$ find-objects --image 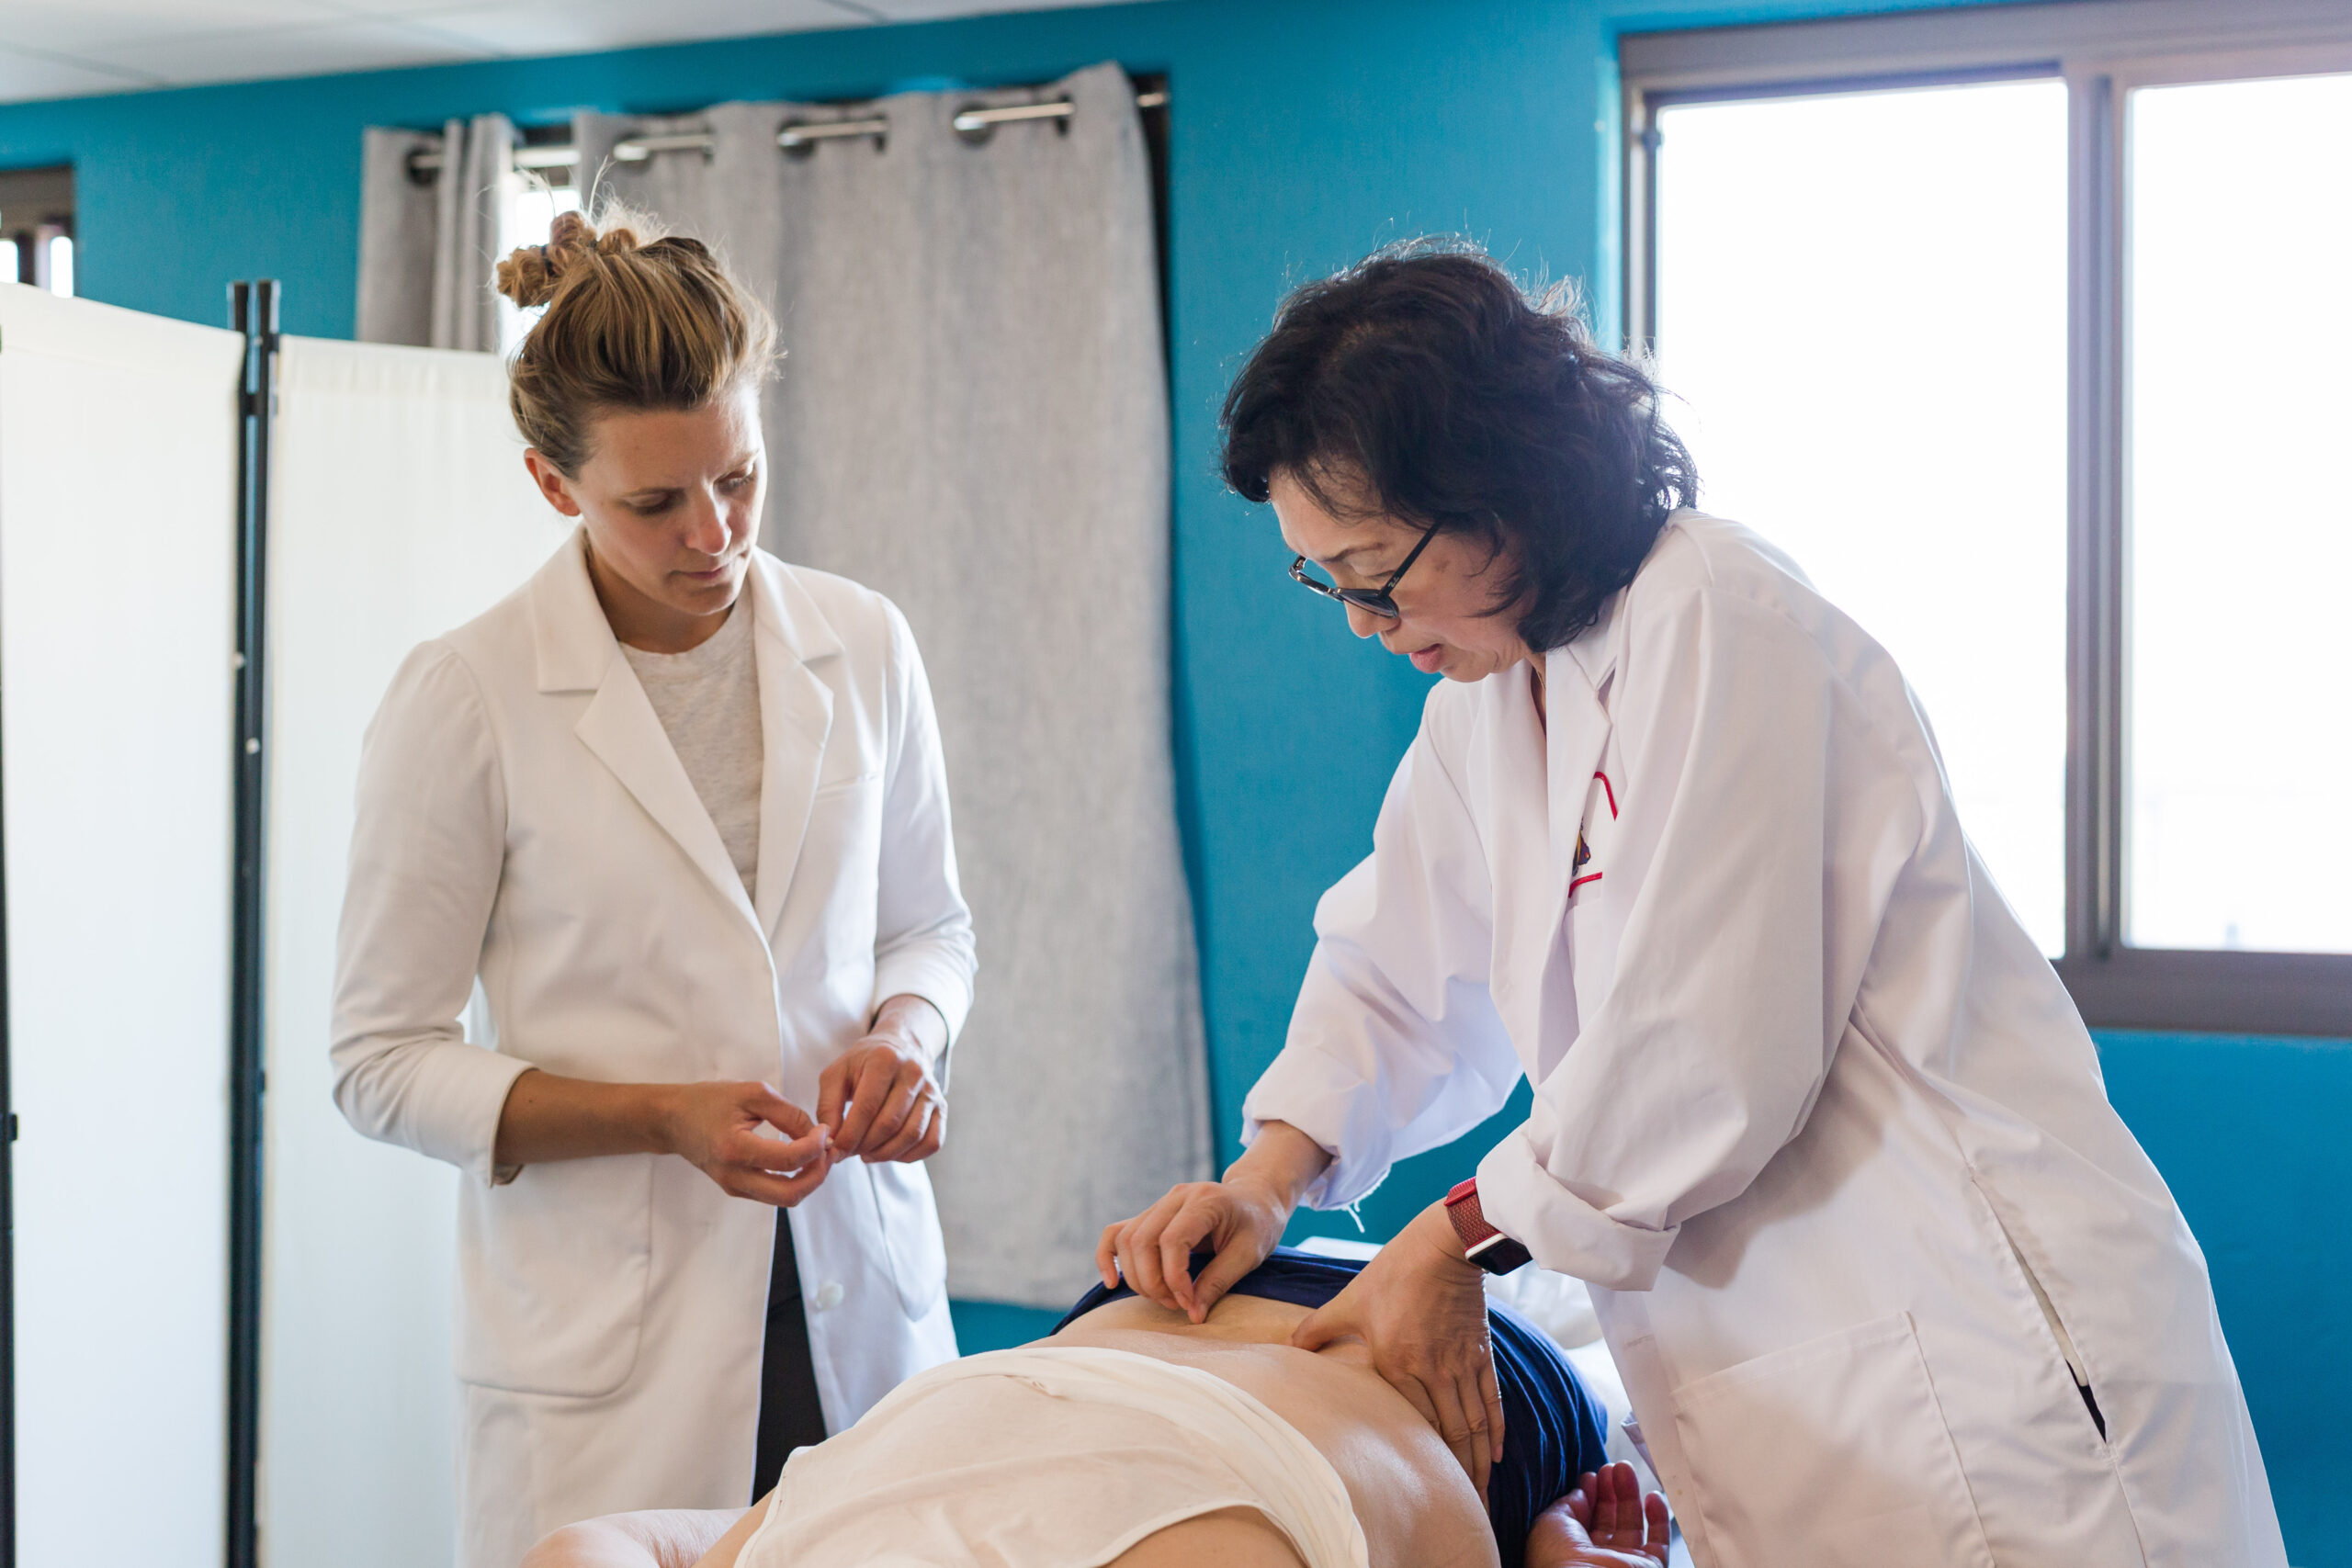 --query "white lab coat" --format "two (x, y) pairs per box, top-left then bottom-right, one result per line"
(1246, 513), (2284, 1568)
(332, 530), (975, 1568)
